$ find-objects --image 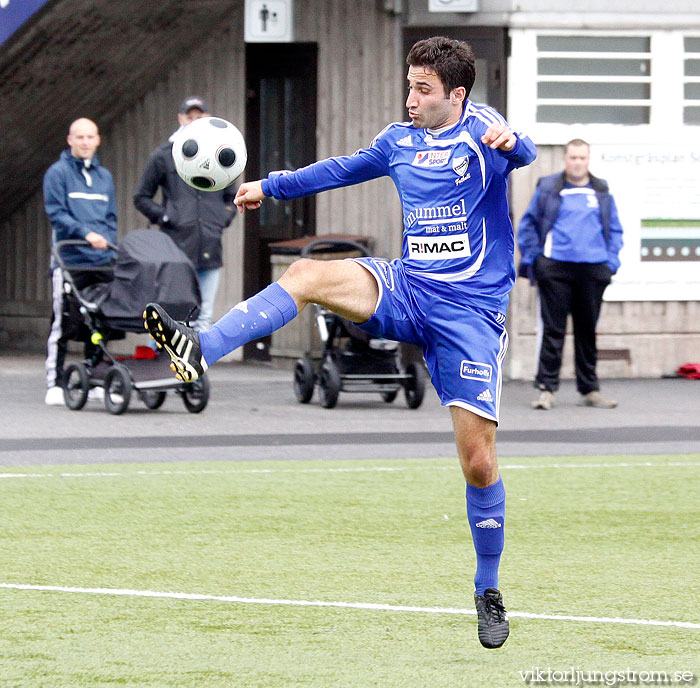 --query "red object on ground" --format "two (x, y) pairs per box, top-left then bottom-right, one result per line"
(676, 363), (700, 379)
(133, 346), (158, 360)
